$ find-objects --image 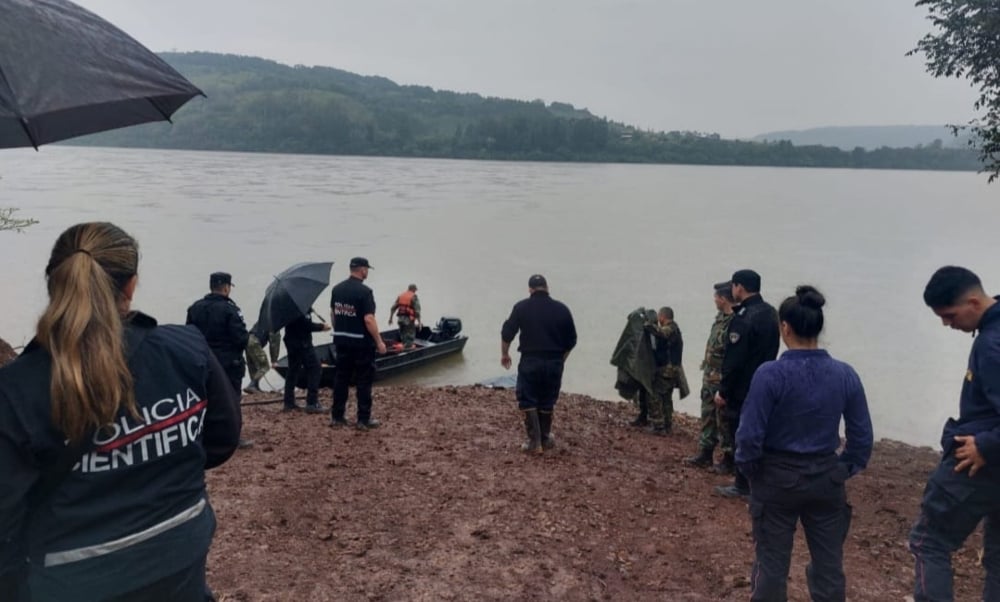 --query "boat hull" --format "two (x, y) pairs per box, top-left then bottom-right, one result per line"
(275, 326), (467, 388)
